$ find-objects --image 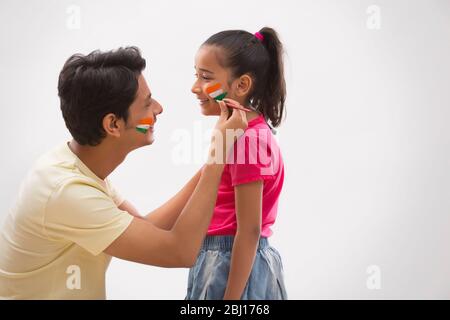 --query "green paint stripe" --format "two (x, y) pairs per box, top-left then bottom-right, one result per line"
(213, 92), (227, 101)
(136, 127), (148, 134)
